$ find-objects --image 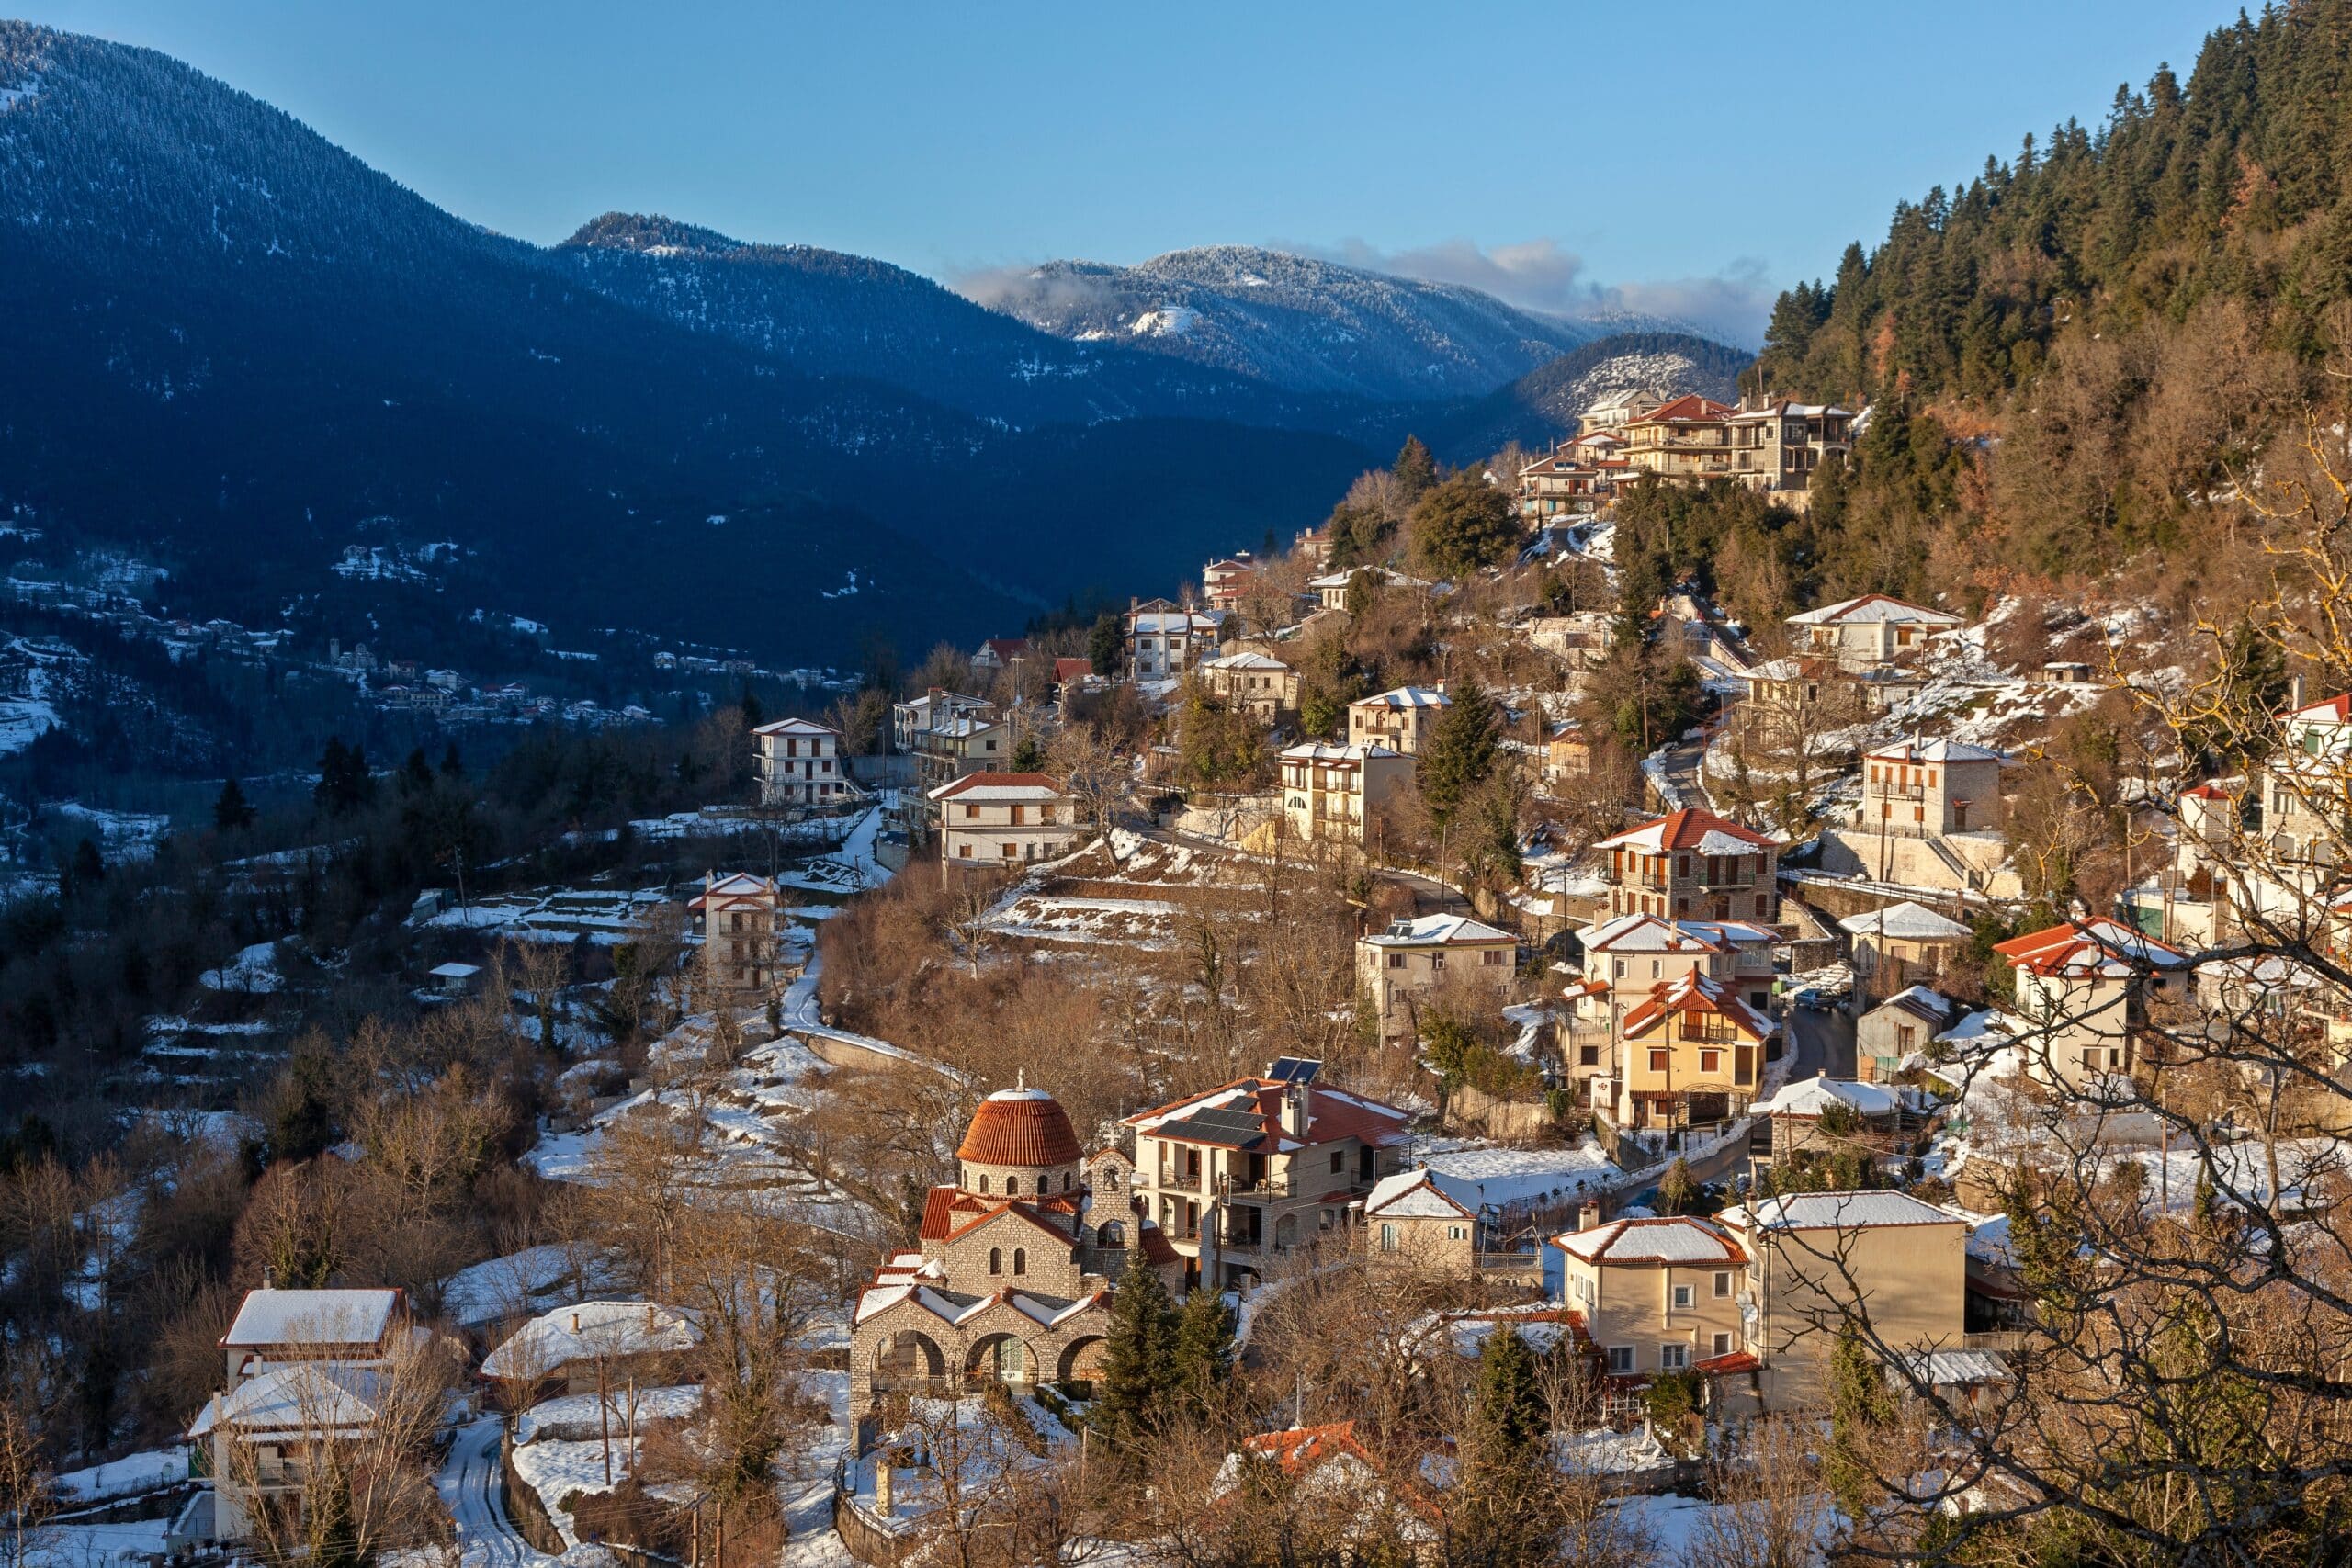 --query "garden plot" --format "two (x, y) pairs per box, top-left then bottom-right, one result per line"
(421, 885), (674, 944)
